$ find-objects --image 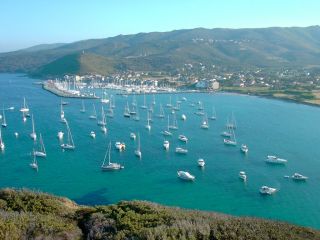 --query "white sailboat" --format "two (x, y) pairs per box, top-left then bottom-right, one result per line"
(140, 93), (147, 109)
(30, 152), (38, 171)
(226, 112), (237, 129)
(33, 133), (46, 157)
(61, 121), (75, 150)
(221, 119), (232, 137)
(152, 94), (156, 105)
(60, 102), (67, 123)
(200, 113), (209, 129)
(20, 97), (29, 113)
(145, 112), (151, 131)
(163, 140), (169, 150)
(210, 107), (217, 120)
(168, 113), (178, 130)
(0, 128), (5, 151)
(30, 114), (37, 141)
(134, 133), (142, 159)
(101, 142), (123, 171)
(161, 116), (172, 136)
(80, 100), (86, 113)
(166, 96), (172, 108)
(223, 128), (237, 146)
(97, 106), (107, 126)
(133, 107), (140, 121)
(1, 108), (7, 127)
(101, 92), (109, 104)
(106, 99), (114, 118)
(89, 104), (97, 119)
(124, 102), (130, 118)
(157, 104), (165, 118)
